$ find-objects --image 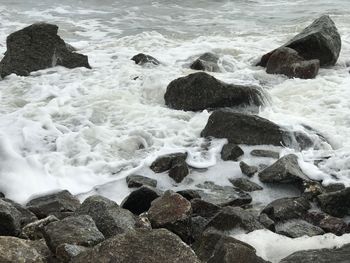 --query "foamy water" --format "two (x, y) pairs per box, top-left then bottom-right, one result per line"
(0, 0), (350, 260)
